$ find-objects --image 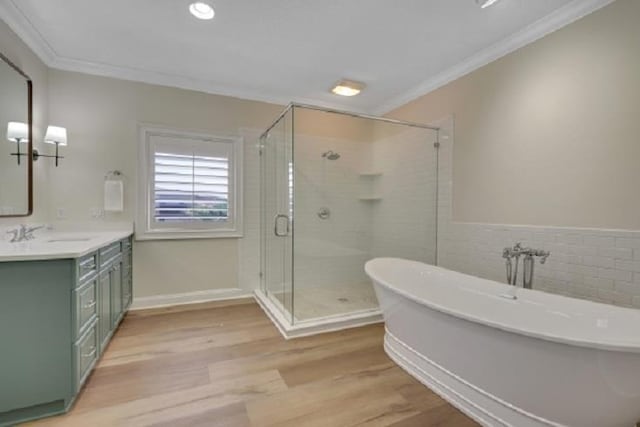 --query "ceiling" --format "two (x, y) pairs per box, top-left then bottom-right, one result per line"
(0, 0), (613, 114)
